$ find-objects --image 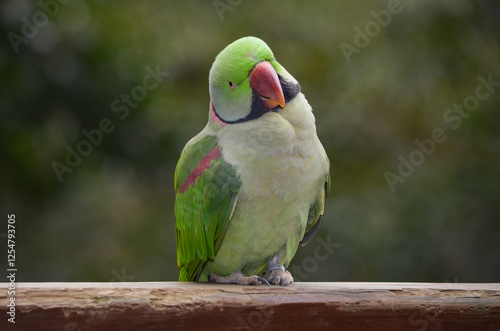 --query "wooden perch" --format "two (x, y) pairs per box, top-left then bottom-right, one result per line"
(1, 282), (499, 330)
